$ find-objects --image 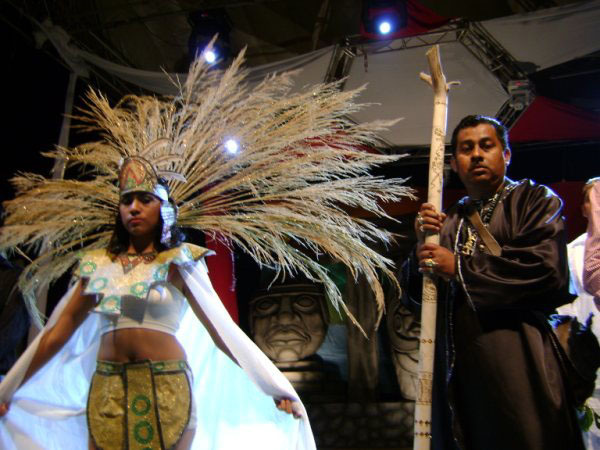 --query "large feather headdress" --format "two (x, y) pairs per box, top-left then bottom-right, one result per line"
(1, 48), (413, 330)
